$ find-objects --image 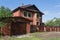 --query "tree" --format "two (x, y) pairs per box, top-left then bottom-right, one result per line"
(45, 18), (60, 27)
(0, 6), (12, 27)
(0, 6), (12, 18)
